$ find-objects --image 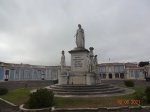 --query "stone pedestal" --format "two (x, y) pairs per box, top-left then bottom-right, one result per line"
(69, 72), (86, 85)
(58, 74), (68, 85)
(86, 73), (96, 85)
(69, 48), (89, 72)
(68, 48), (89, 85)
(58, 47), (98, 85)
